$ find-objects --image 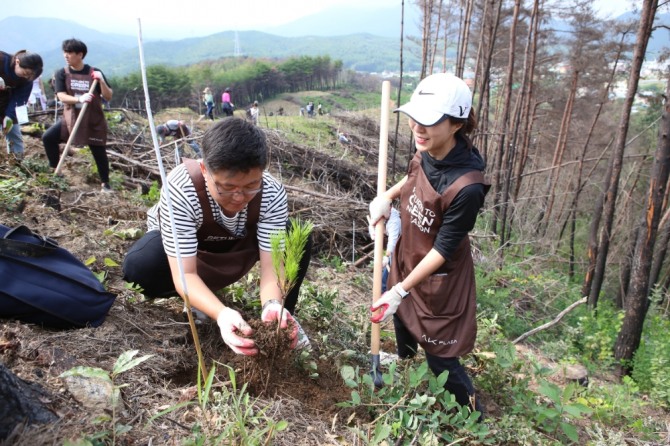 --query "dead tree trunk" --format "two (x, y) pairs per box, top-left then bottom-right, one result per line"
(511, 0), (541, 205)
(649, 202), (670, 293)
(455, 0), (474, 77)
(586, 0), (658, 308)
(429, 0), (445, 75)
(559, 31), (628, 277)
(491, 0), (521, 241)
(501, 0), (541, 244)
(537, 70), (579, 233)
(614, 53), (668, 378)
(393, 0), (407, 179)
(419, 0), (436, 79)
(474, 0), (502, 155)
